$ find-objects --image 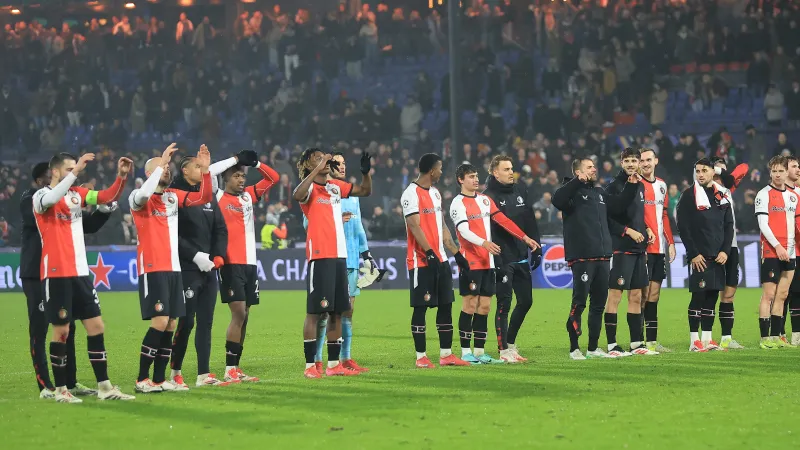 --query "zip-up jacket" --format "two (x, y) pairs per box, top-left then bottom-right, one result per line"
(170, 174), (228, 271)
(676, 184), (734, 261)
(483, 175), (541, 266)
(605, 170), (647, 254)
